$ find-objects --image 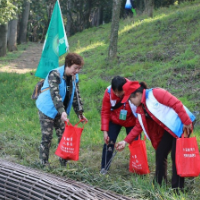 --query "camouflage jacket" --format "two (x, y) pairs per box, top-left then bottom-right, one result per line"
(48, 70), (84, 116)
